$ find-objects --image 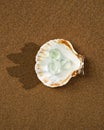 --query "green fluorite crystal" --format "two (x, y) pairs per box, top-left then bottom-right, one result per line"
(48, 49), (72, 75)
